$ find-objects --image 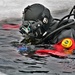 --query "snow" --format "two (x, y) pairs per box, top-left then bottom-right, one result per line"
(0, 0), (75, 21)
(0, 72), (6, 75)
